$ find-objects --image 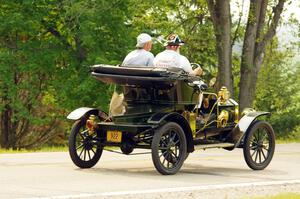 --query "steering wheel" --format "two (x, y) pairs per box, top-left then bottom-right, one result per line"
(190, 63), (201, 70)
